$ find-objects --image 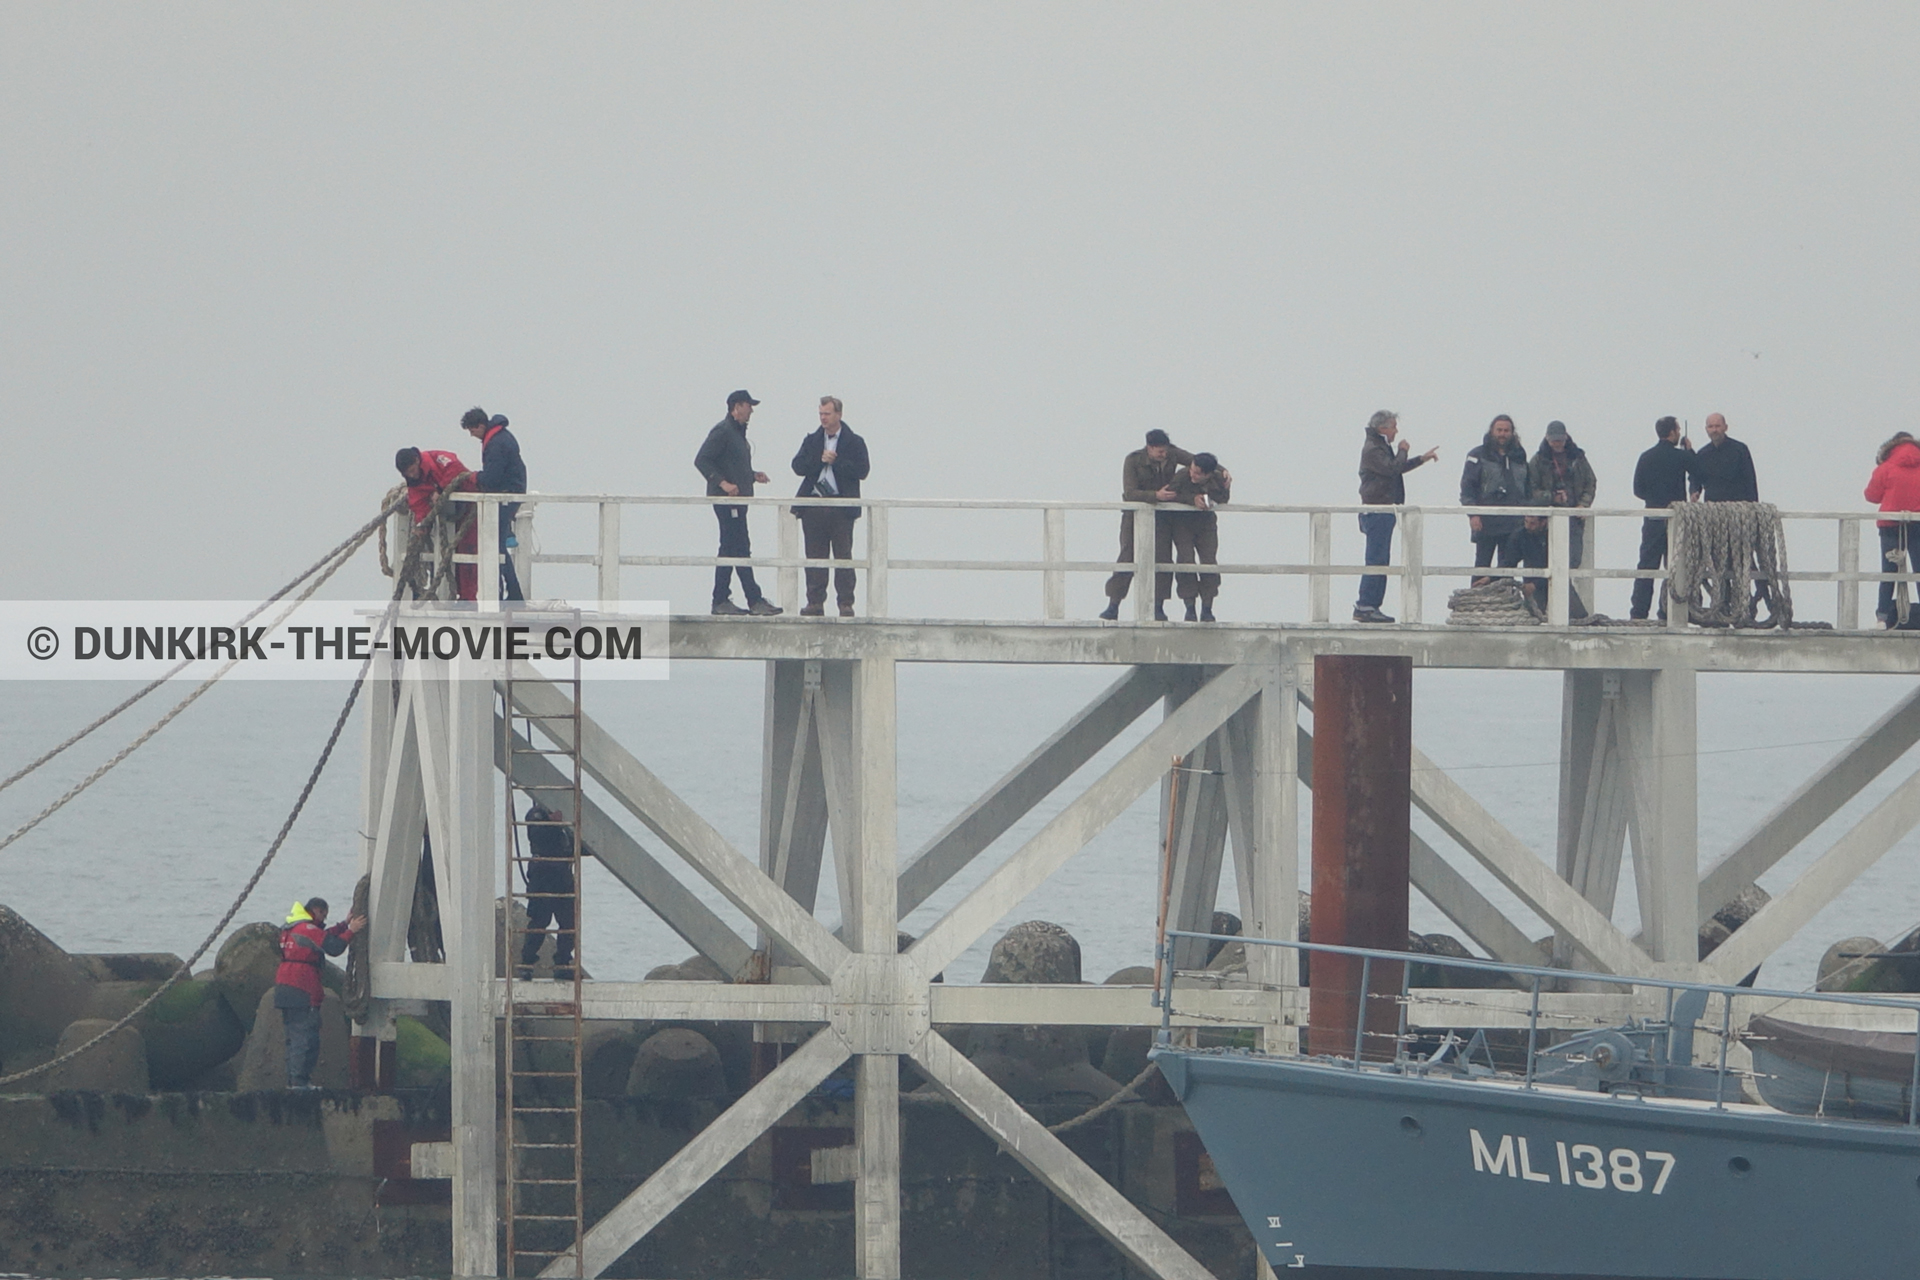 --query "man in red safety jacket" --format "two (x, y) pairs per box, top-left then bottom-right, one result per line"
(395, 447), (477, 601)
(274, 898), (364, 1089)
